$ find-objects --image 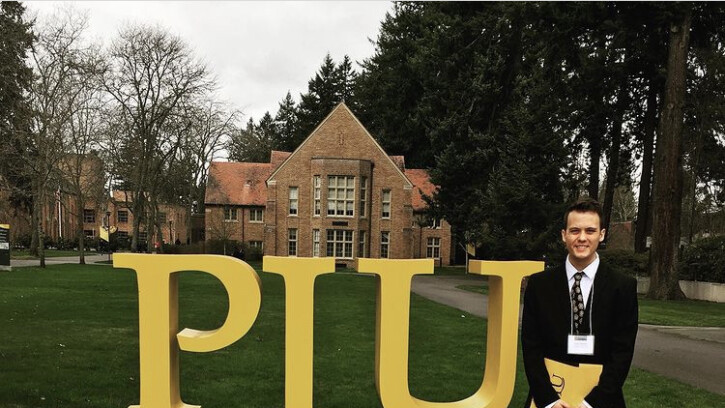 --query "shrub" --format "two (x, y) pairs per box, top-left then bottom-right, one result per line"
(599, 249), (649, 278)
(680, 235), (725, 283)
(205, 239), (243, 256)
(13, 233), (32, 249)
